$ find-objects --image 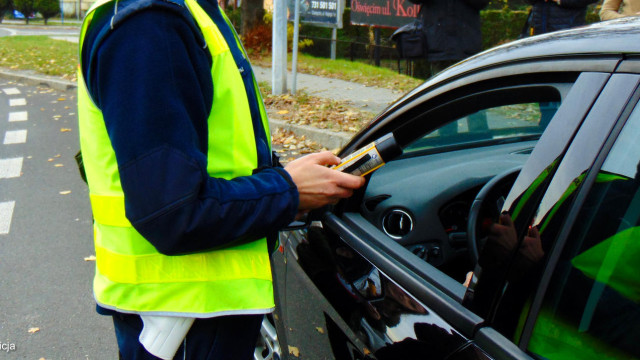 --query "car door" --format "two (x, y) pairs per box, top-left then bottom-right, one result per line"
(464, 72), (640, 359)
(274, 67), (621, 359)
